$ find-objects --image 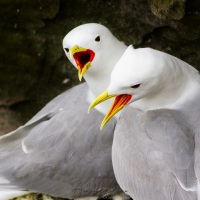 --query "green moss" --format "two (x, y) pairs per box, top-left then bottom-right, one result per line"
(10, 193), (67, 200)
(148, 0), (186, 20)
